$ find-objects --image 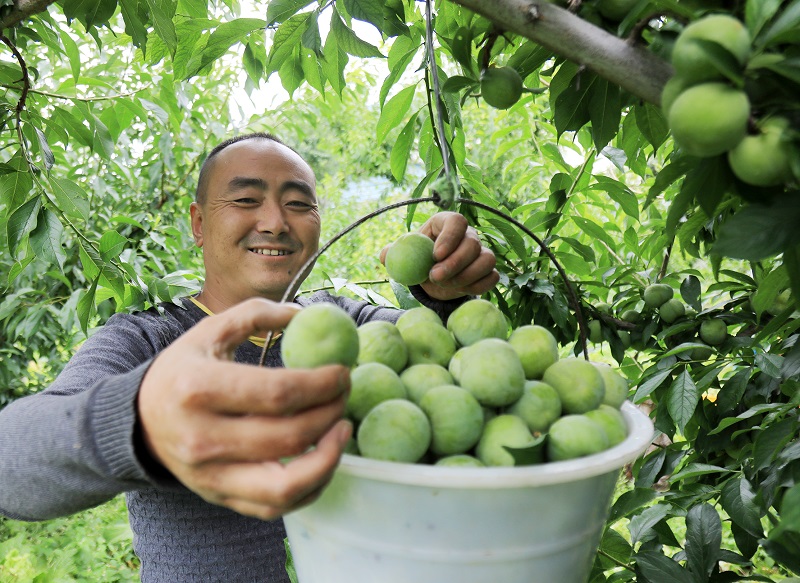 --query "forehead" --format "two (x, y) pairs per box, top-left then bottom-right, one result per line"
(209, 139), (316, 186)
